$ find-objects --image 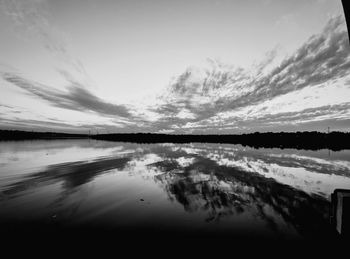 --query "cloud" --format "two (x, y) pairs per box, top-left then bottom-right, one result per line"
(178, 102), (350, 133)
(152, 15), (350, 132)
(2, 72), (133, 119)
(0, 104), (14, 109)
(0, 116), (86, 132)
(0, 0), (89, 80)
(223, 103), (350, 128)
(0, 115), (134, 133)
(1, 11), (349, 133)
